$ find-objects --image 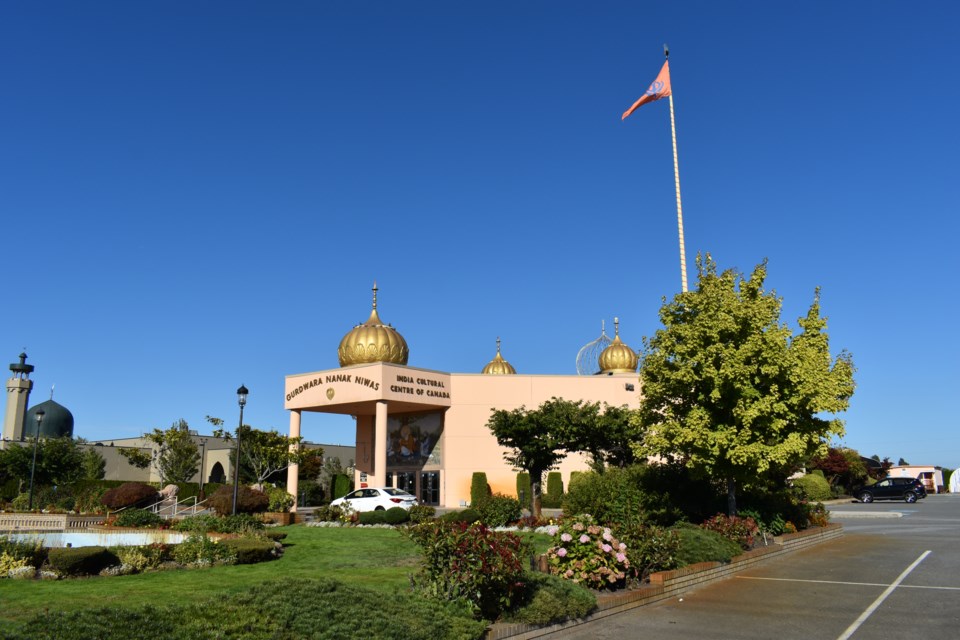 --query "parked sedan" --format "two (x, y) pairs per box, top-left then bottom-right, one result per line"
(856, 477), (927, 503)
(330, 487), (418, 512)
